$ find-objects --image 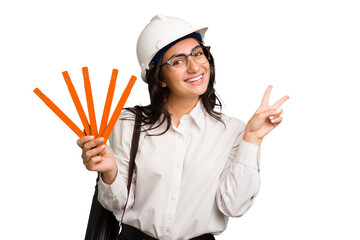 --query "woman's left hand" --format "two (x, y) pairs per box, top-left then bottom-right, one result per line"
(243, 85), (289, 146)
